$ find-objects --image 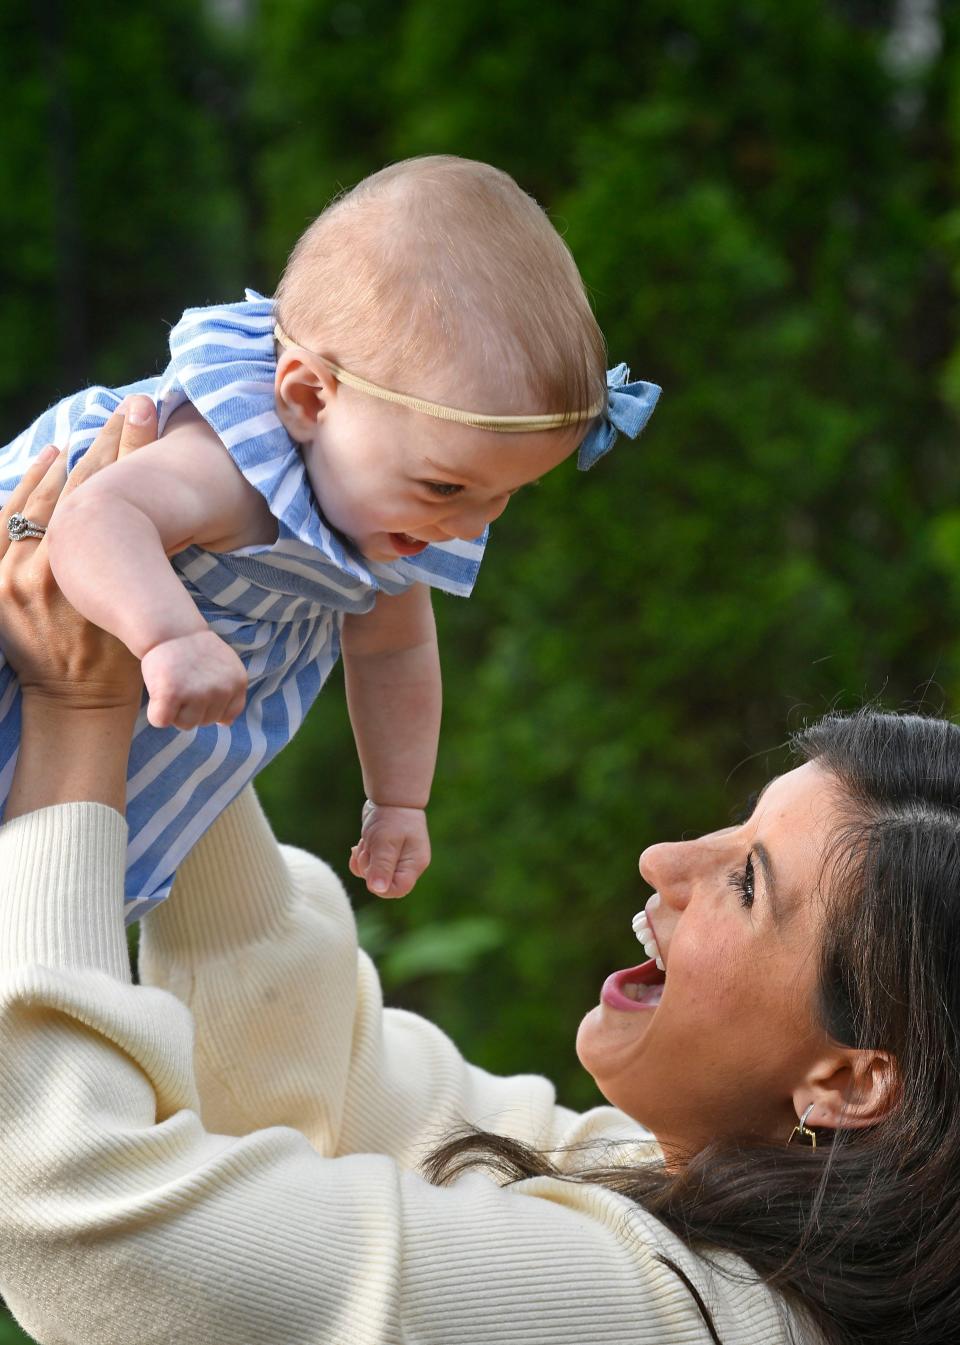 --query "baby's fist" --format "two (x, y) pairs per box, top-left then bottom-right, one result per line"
(349, 801), (431, 898)
(141, 629), (247, 729)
